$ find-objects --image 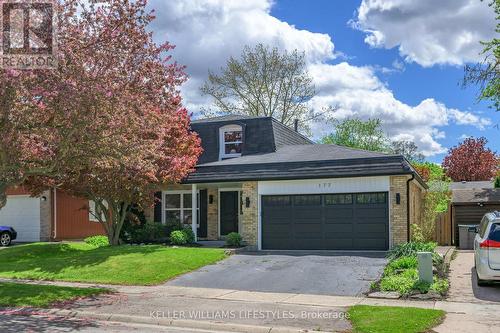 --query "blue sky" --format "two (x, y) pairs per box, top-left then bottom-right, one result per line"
(150, 0), (499, 163)
(271, 0), (499, 162)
